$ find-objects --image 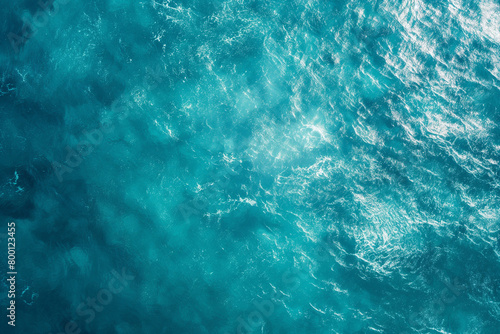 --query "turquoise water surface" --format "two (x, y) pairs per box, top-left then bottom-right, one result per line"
(1, 0), (500, 333)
